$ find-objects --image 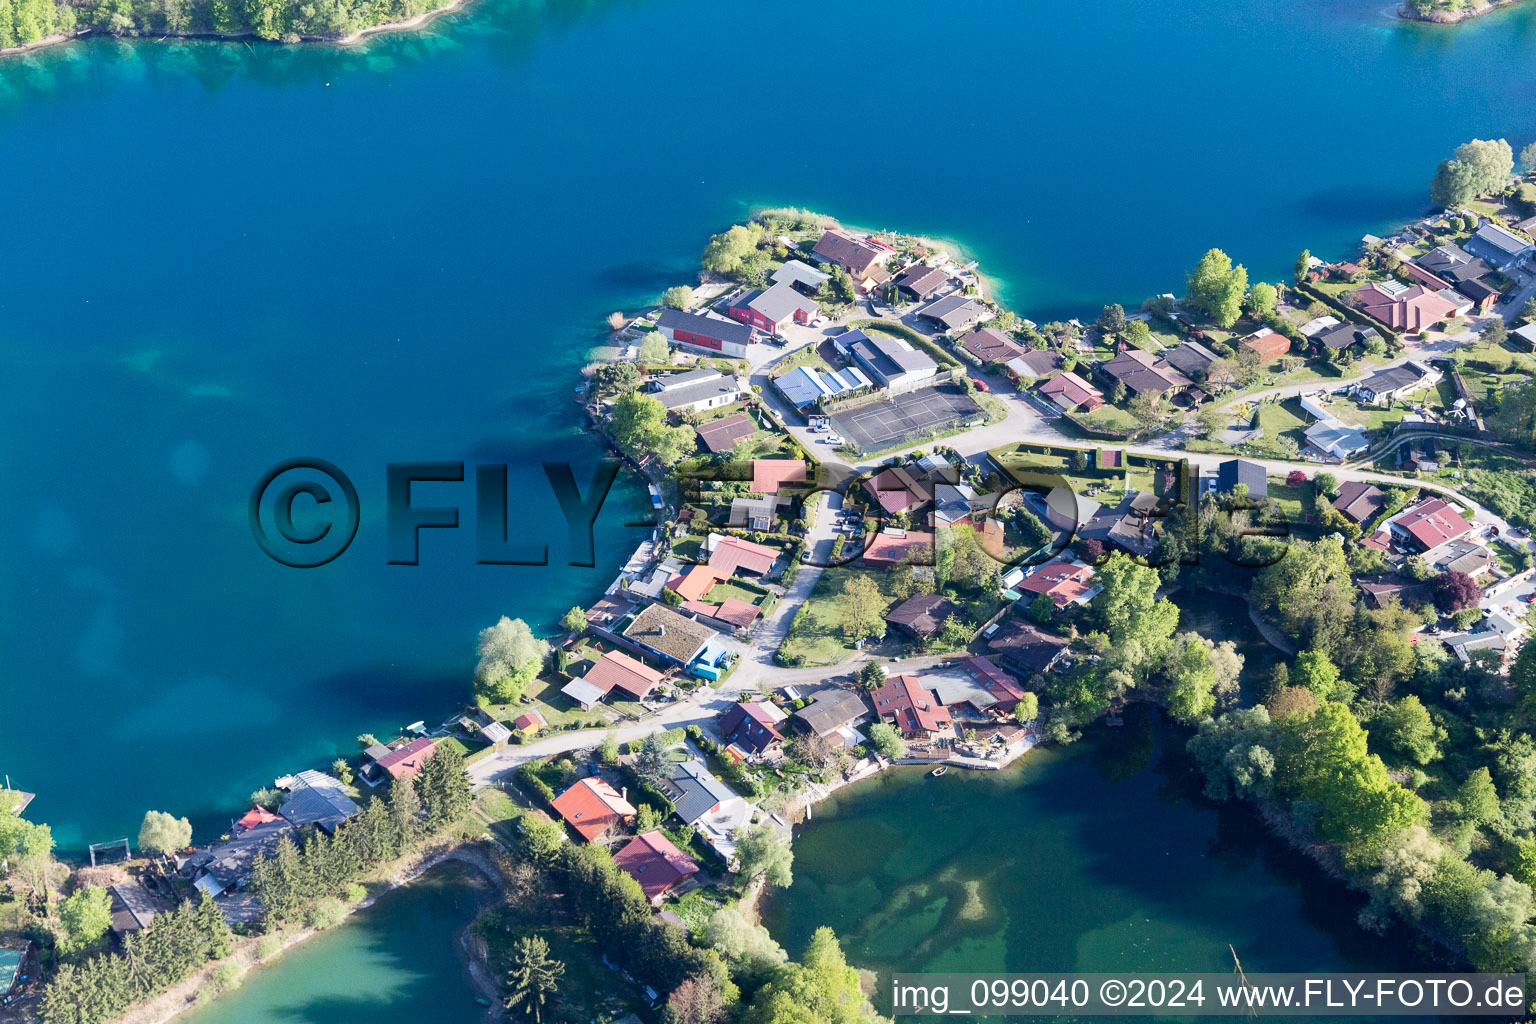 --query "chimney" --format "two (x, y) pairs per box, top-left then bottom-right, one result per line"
(657, 624), (666, 637)
(622, 786), (628, 802)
